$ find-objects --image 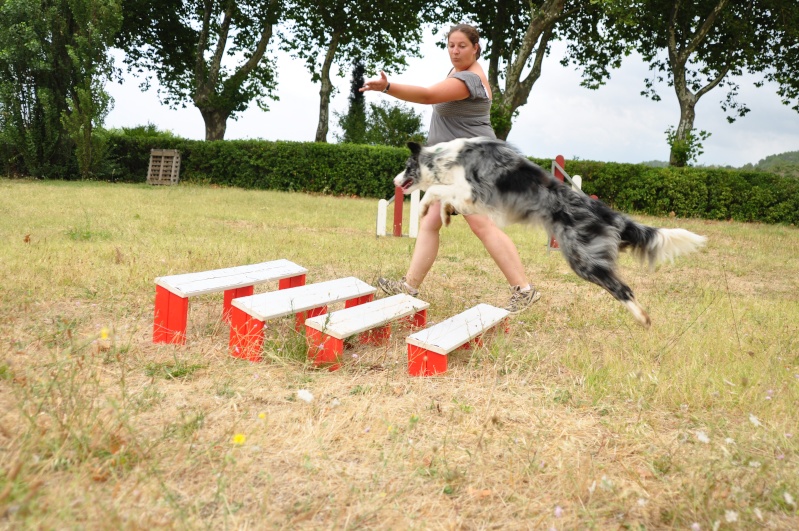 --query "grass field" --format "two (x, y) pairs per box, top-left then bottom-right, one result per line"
(1, 178), (798, 530)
